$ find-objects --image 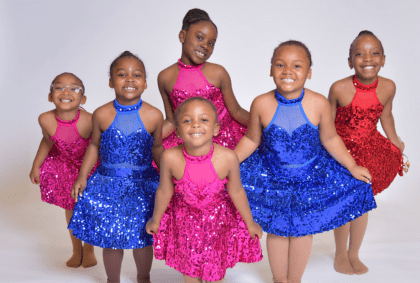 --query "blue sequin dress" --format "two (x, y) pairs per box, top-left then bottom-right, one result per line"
(69, 99), (159, 249)
(240, 90), (377, 237)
